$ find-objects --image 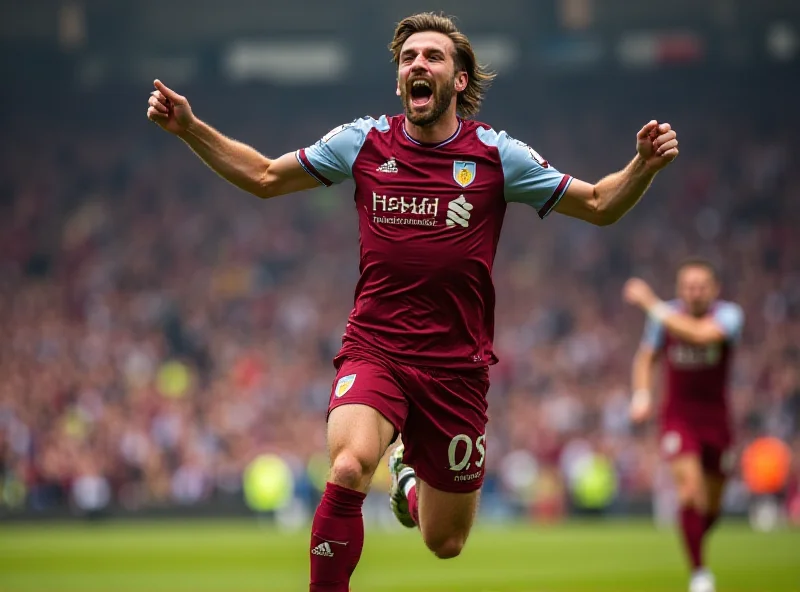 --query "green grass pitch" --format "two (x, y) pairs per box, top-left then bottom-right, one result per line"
(0, 519), (797, 591)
